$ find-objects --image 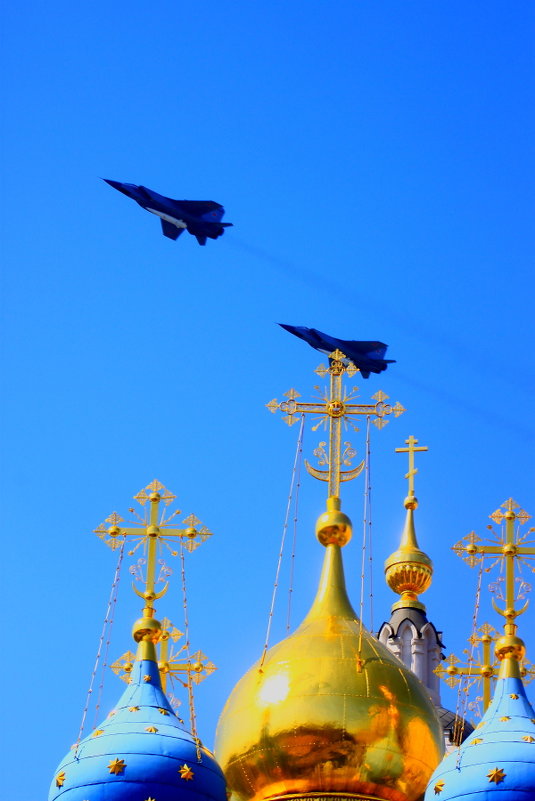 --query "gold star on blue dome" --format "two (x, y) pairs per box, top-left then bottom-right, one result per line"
(108, 758), (126, 775)
(179, 764), (194, 780)
(487, 767), (506, 784)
